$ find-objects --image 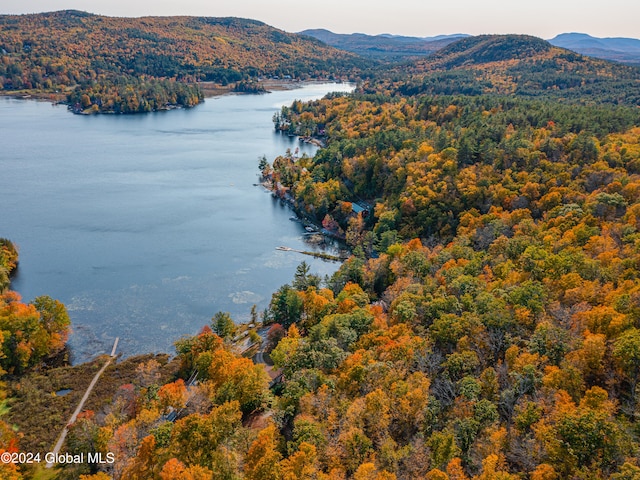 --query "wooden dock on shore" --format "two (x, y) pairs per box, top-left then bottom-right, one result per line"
(276, 246), (344, 261)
